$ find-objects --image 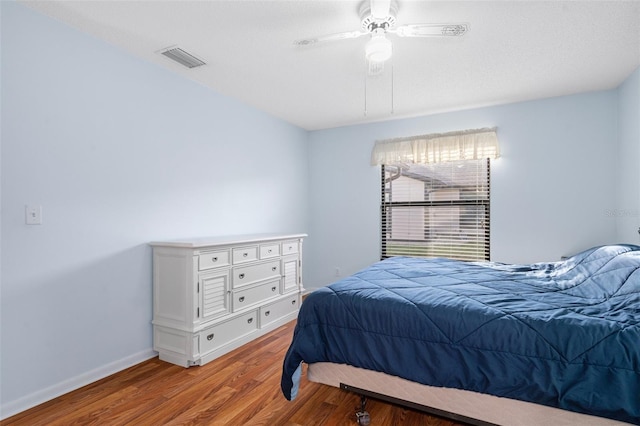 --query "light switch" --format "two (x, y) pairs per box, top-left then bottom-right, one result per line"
(25, 205), (42, 225)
